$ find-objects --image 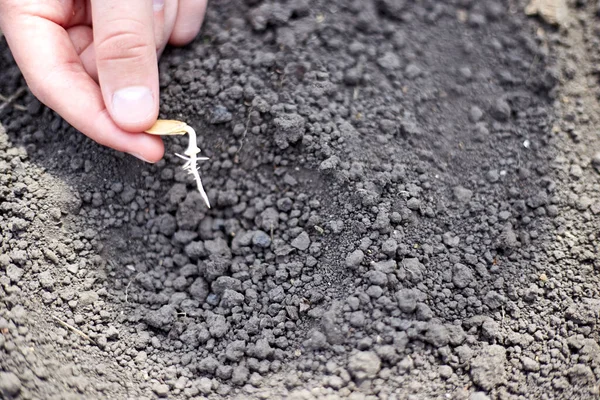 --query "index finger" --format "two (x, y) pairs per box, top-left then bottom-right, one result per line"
(0, 15), (164, 163)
